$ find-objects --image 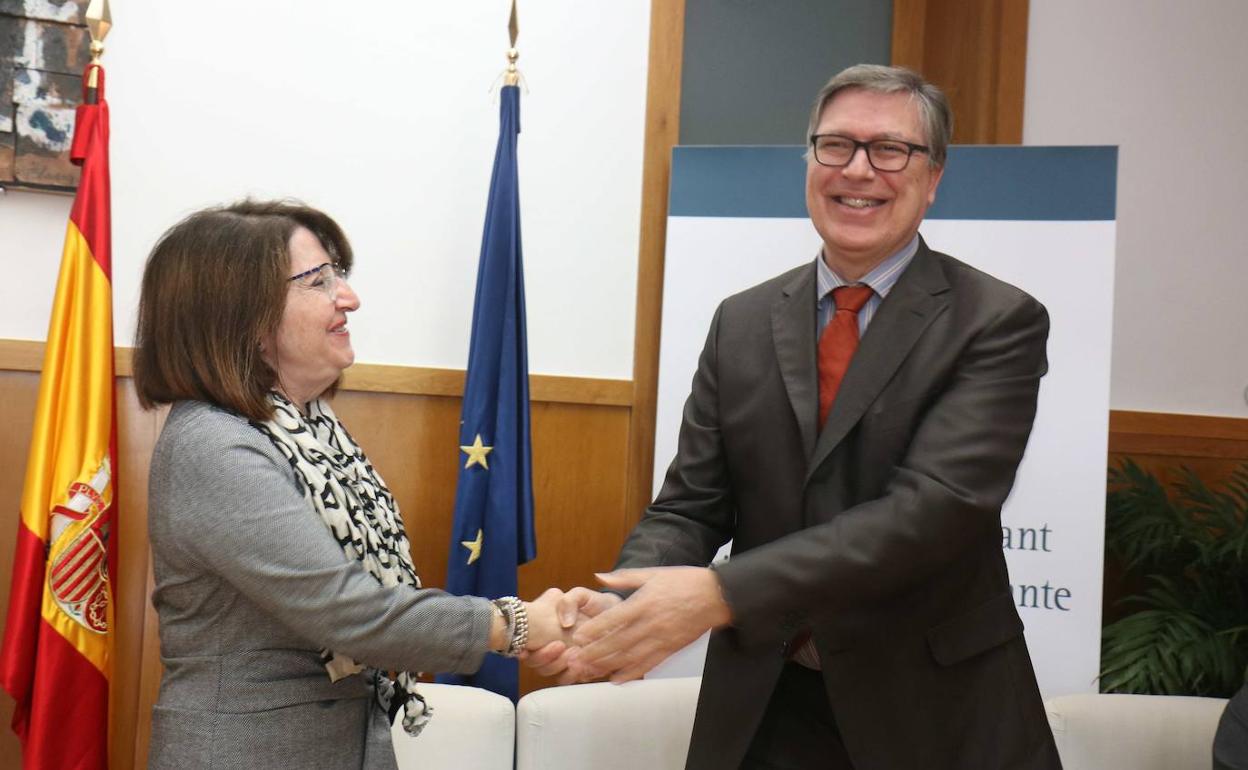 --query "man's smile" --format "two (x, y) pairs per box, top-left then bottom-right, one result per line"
(833, 196), (886, 209)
